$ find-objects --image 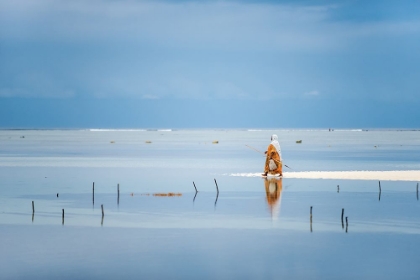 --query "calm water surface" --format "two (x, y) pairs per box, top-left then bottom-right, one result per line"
(0, 129), (419, 279)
